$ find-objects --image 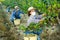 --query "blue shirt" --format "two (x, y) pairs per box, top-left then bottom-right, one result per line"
(10, 9), (23, 21)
